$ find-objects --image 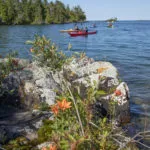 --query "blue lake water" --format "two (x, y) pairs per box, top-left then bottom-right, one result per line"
(0, 21), (150, 129)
